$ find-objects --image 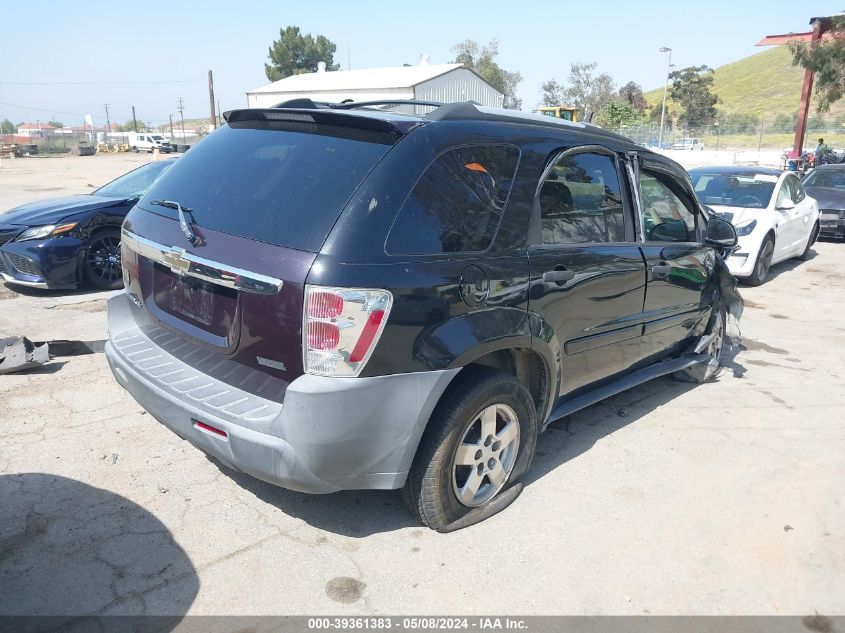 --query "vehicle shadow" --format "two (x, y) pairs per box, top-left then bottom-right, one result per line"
(216, 344), (747, 537)
(0, 473), (198, 625)
(746, 250), (819, 285)
(526, 342), (746, 485)
(1, 282), (113, 299)
(215, 463), (419, 537)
